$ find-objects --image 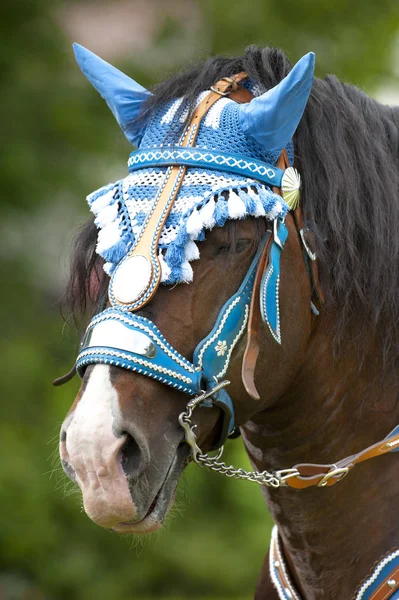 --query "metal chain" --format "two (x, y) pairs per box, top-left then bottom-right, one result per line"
(178, 382), (299, 489)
